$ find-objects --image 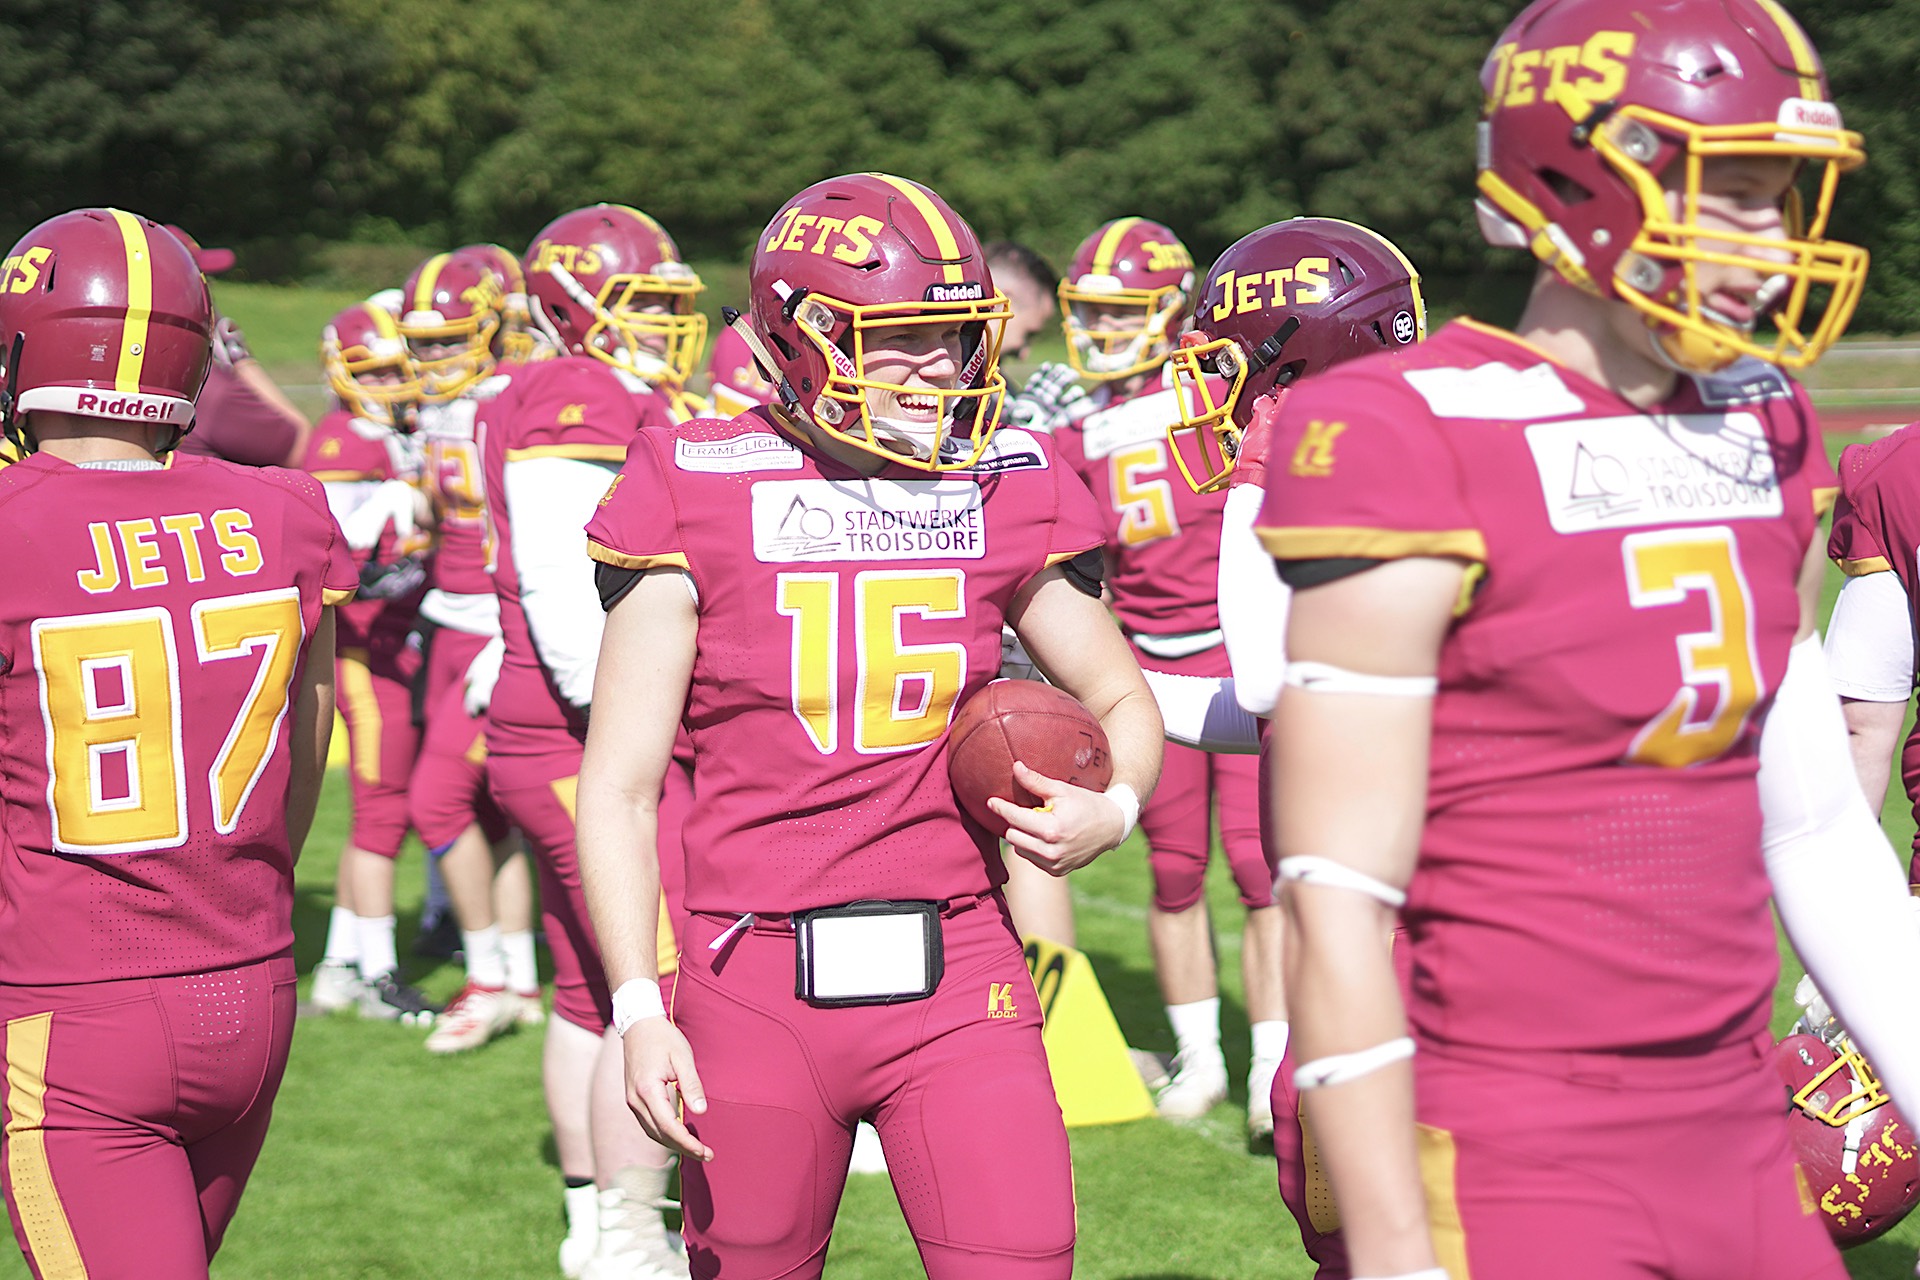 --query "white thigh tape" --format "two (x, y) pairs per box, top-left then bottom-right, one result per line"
(1294, 1036), (1416, 1090)
(1285, 661), (1437, 697)
(1278, 856), (1408, 909)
